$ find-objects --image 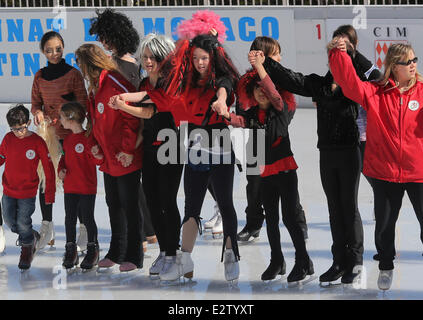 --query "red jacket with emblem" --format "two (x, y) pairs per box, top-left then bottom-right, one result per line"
(87, 70), (142, 177)
(58, 132), (102, 195)
(329, 48), (423, 183)
(0, 132), (56, 203)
